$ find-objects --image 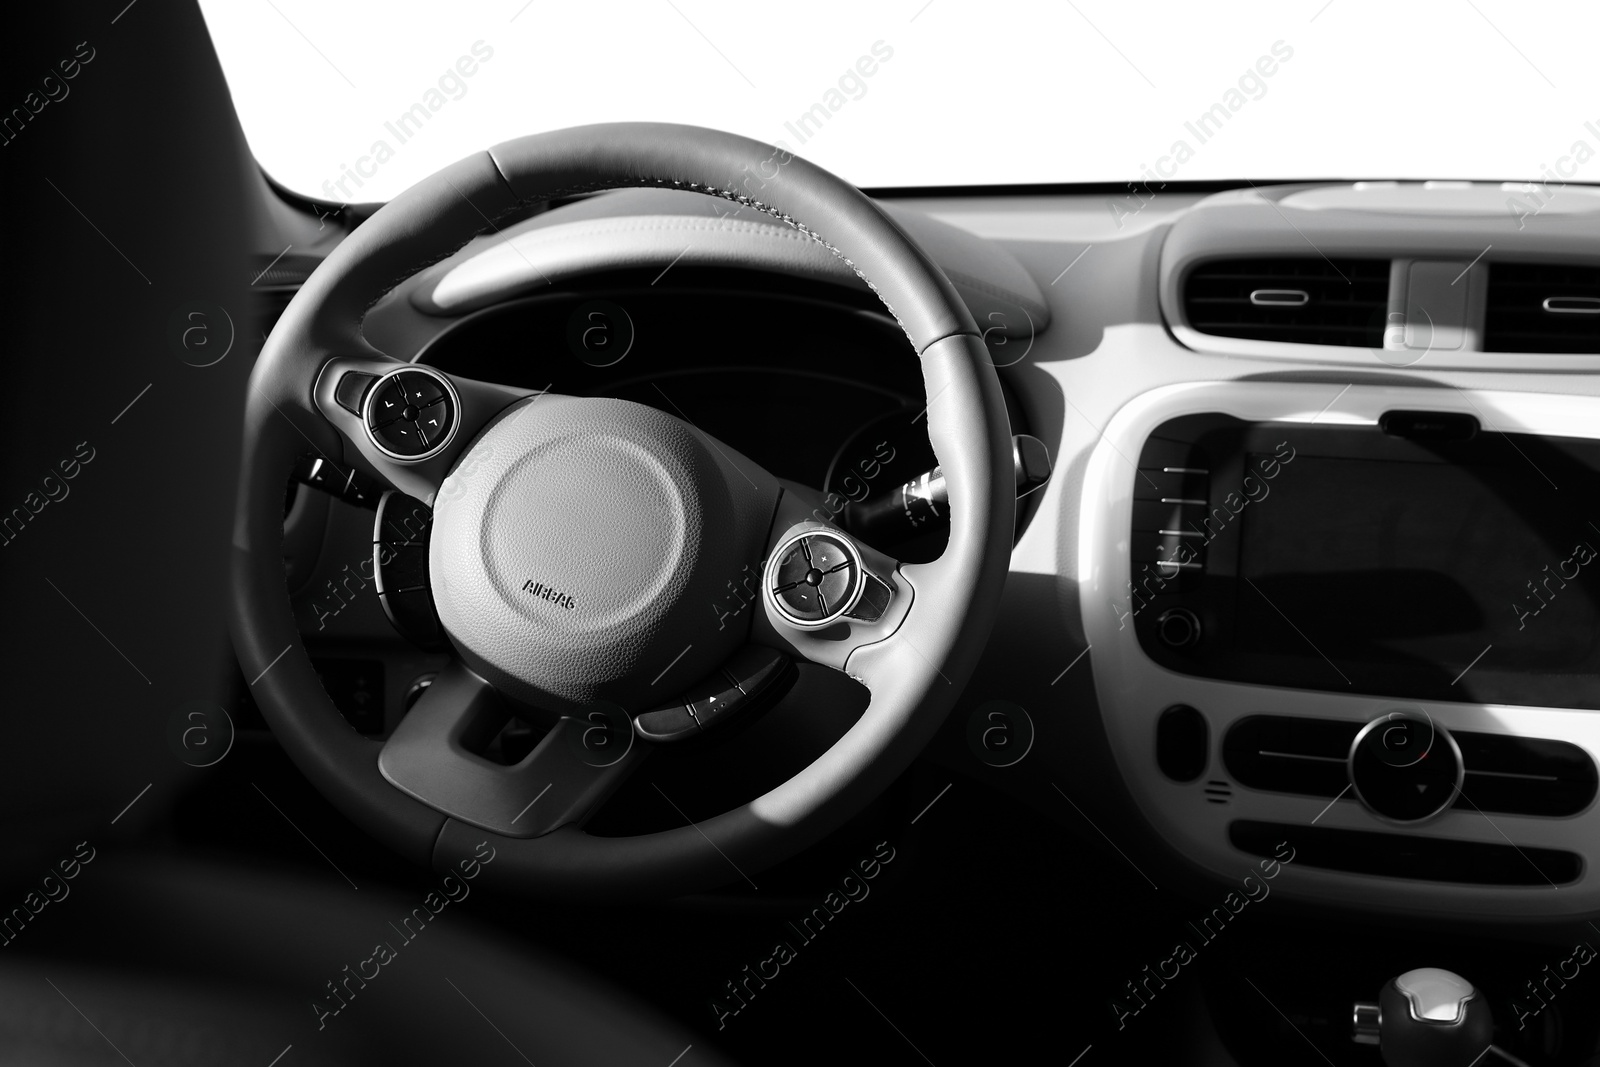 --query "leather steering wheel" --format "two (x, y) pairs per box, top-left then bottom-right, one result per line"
(230, 123), (1014, 900)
